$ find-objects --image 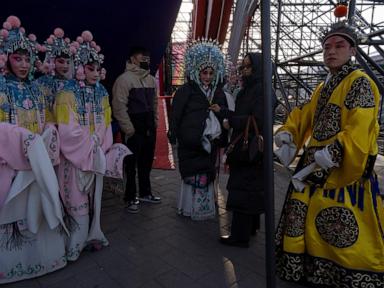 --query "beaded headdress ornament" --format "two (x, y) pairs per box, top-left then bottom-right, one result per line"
(72, 30), (105, 82)
(37, 28), (76, 76)
(185, 38), (225, 93)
